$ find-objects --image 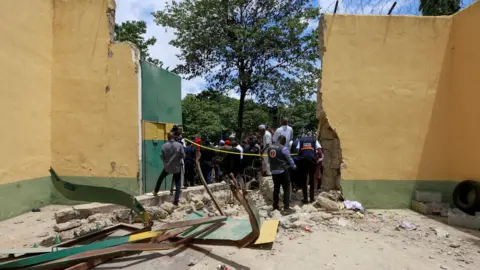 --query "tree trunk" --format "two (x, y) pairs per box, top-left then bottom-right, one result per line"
(237, 87), (248, 139)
